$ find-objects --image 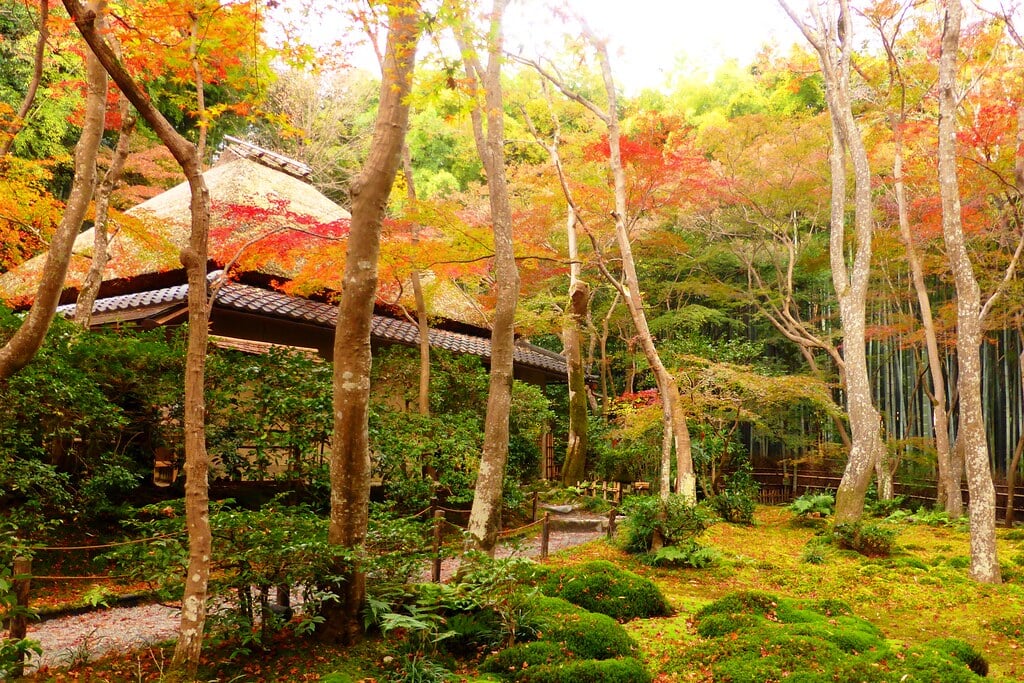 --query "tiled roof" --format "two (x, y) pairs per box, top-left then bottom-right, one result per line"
(59, 277), (568, 379)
